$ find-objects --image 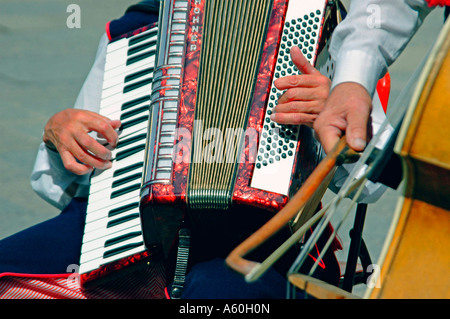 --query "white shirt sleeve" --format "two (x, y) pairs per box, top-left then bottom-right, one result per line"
(330, 0), (433, 96)
(325, 0), (434, 203)
(30, 33), (109, 210)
